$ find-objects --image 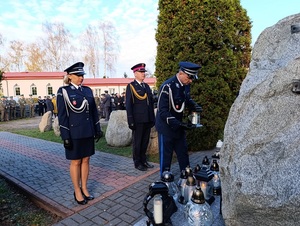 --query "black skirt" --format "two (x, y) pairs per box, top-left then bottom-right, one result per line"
(65, 137), (95, 160)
